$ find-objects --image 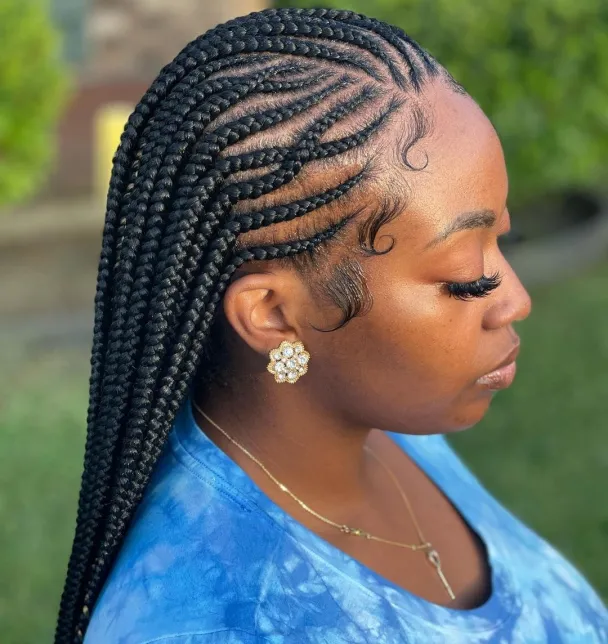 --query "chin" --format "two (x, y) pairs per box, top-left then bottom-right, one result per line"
(388, 389), (494, 436)
(441, 421), (479, 434)
(441, 392), (494, 434)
